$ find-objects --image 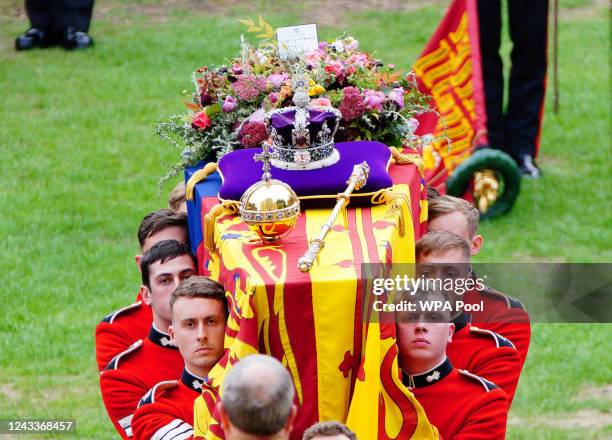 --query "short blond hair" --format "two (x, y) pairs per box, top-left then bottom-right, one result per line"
(428, 195), (479, 237)
(415, 231), (470, 260)
(168, 181), (186, 211)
